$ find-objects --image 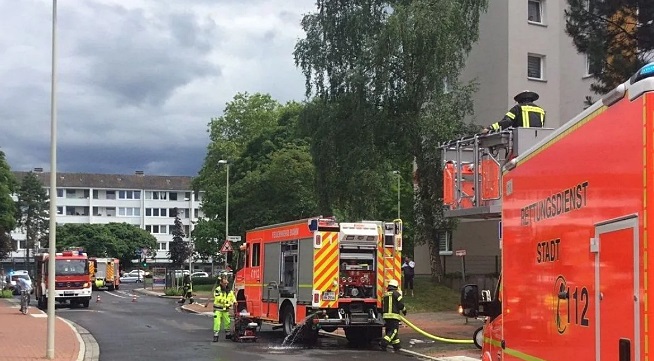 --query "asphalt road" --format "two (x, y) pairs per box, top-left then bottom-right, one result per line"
(58, 283), (416, 361)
